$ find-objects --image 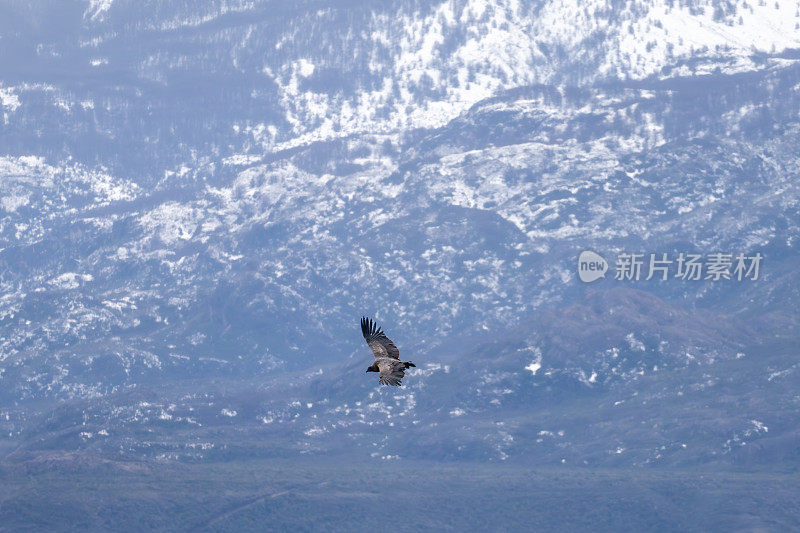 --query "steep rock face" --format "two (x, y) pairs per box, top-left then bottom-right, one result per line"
(0, 1), (798, 466)
(3, 0), (800, 158)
